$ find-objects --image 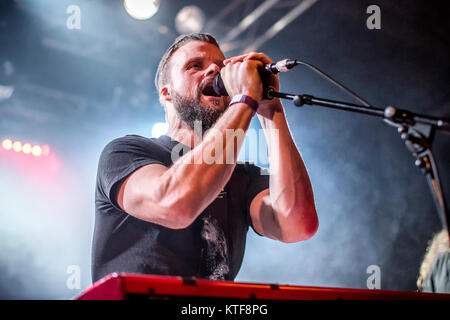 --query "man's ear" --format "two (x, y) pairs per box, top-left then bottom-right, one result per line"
(160, 87), (171, 102)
